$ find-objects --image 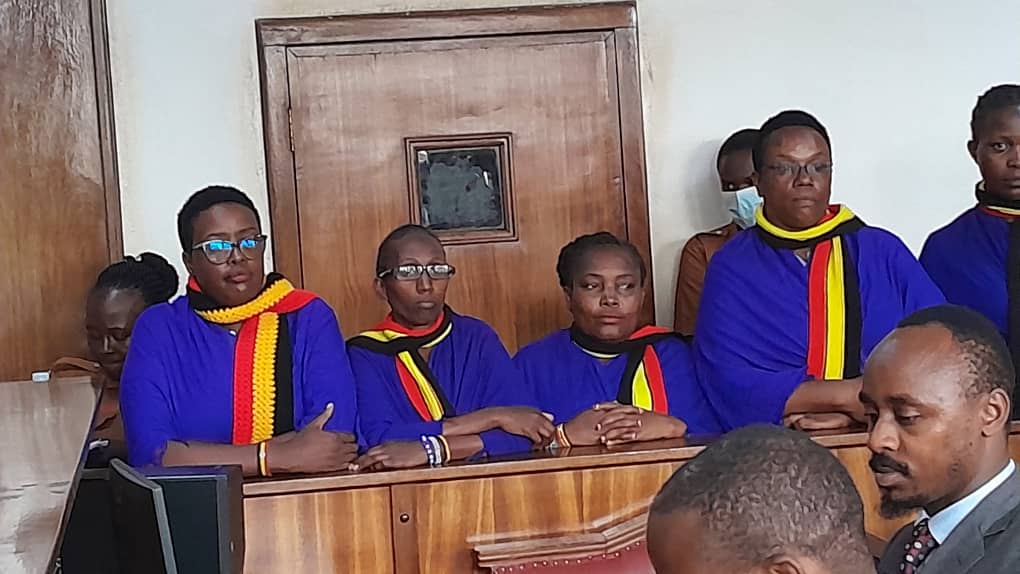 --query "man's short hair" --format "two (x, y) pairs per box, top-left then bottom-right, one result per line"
(897, 304), (1015, 399)
(650, 425), (869, 572)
